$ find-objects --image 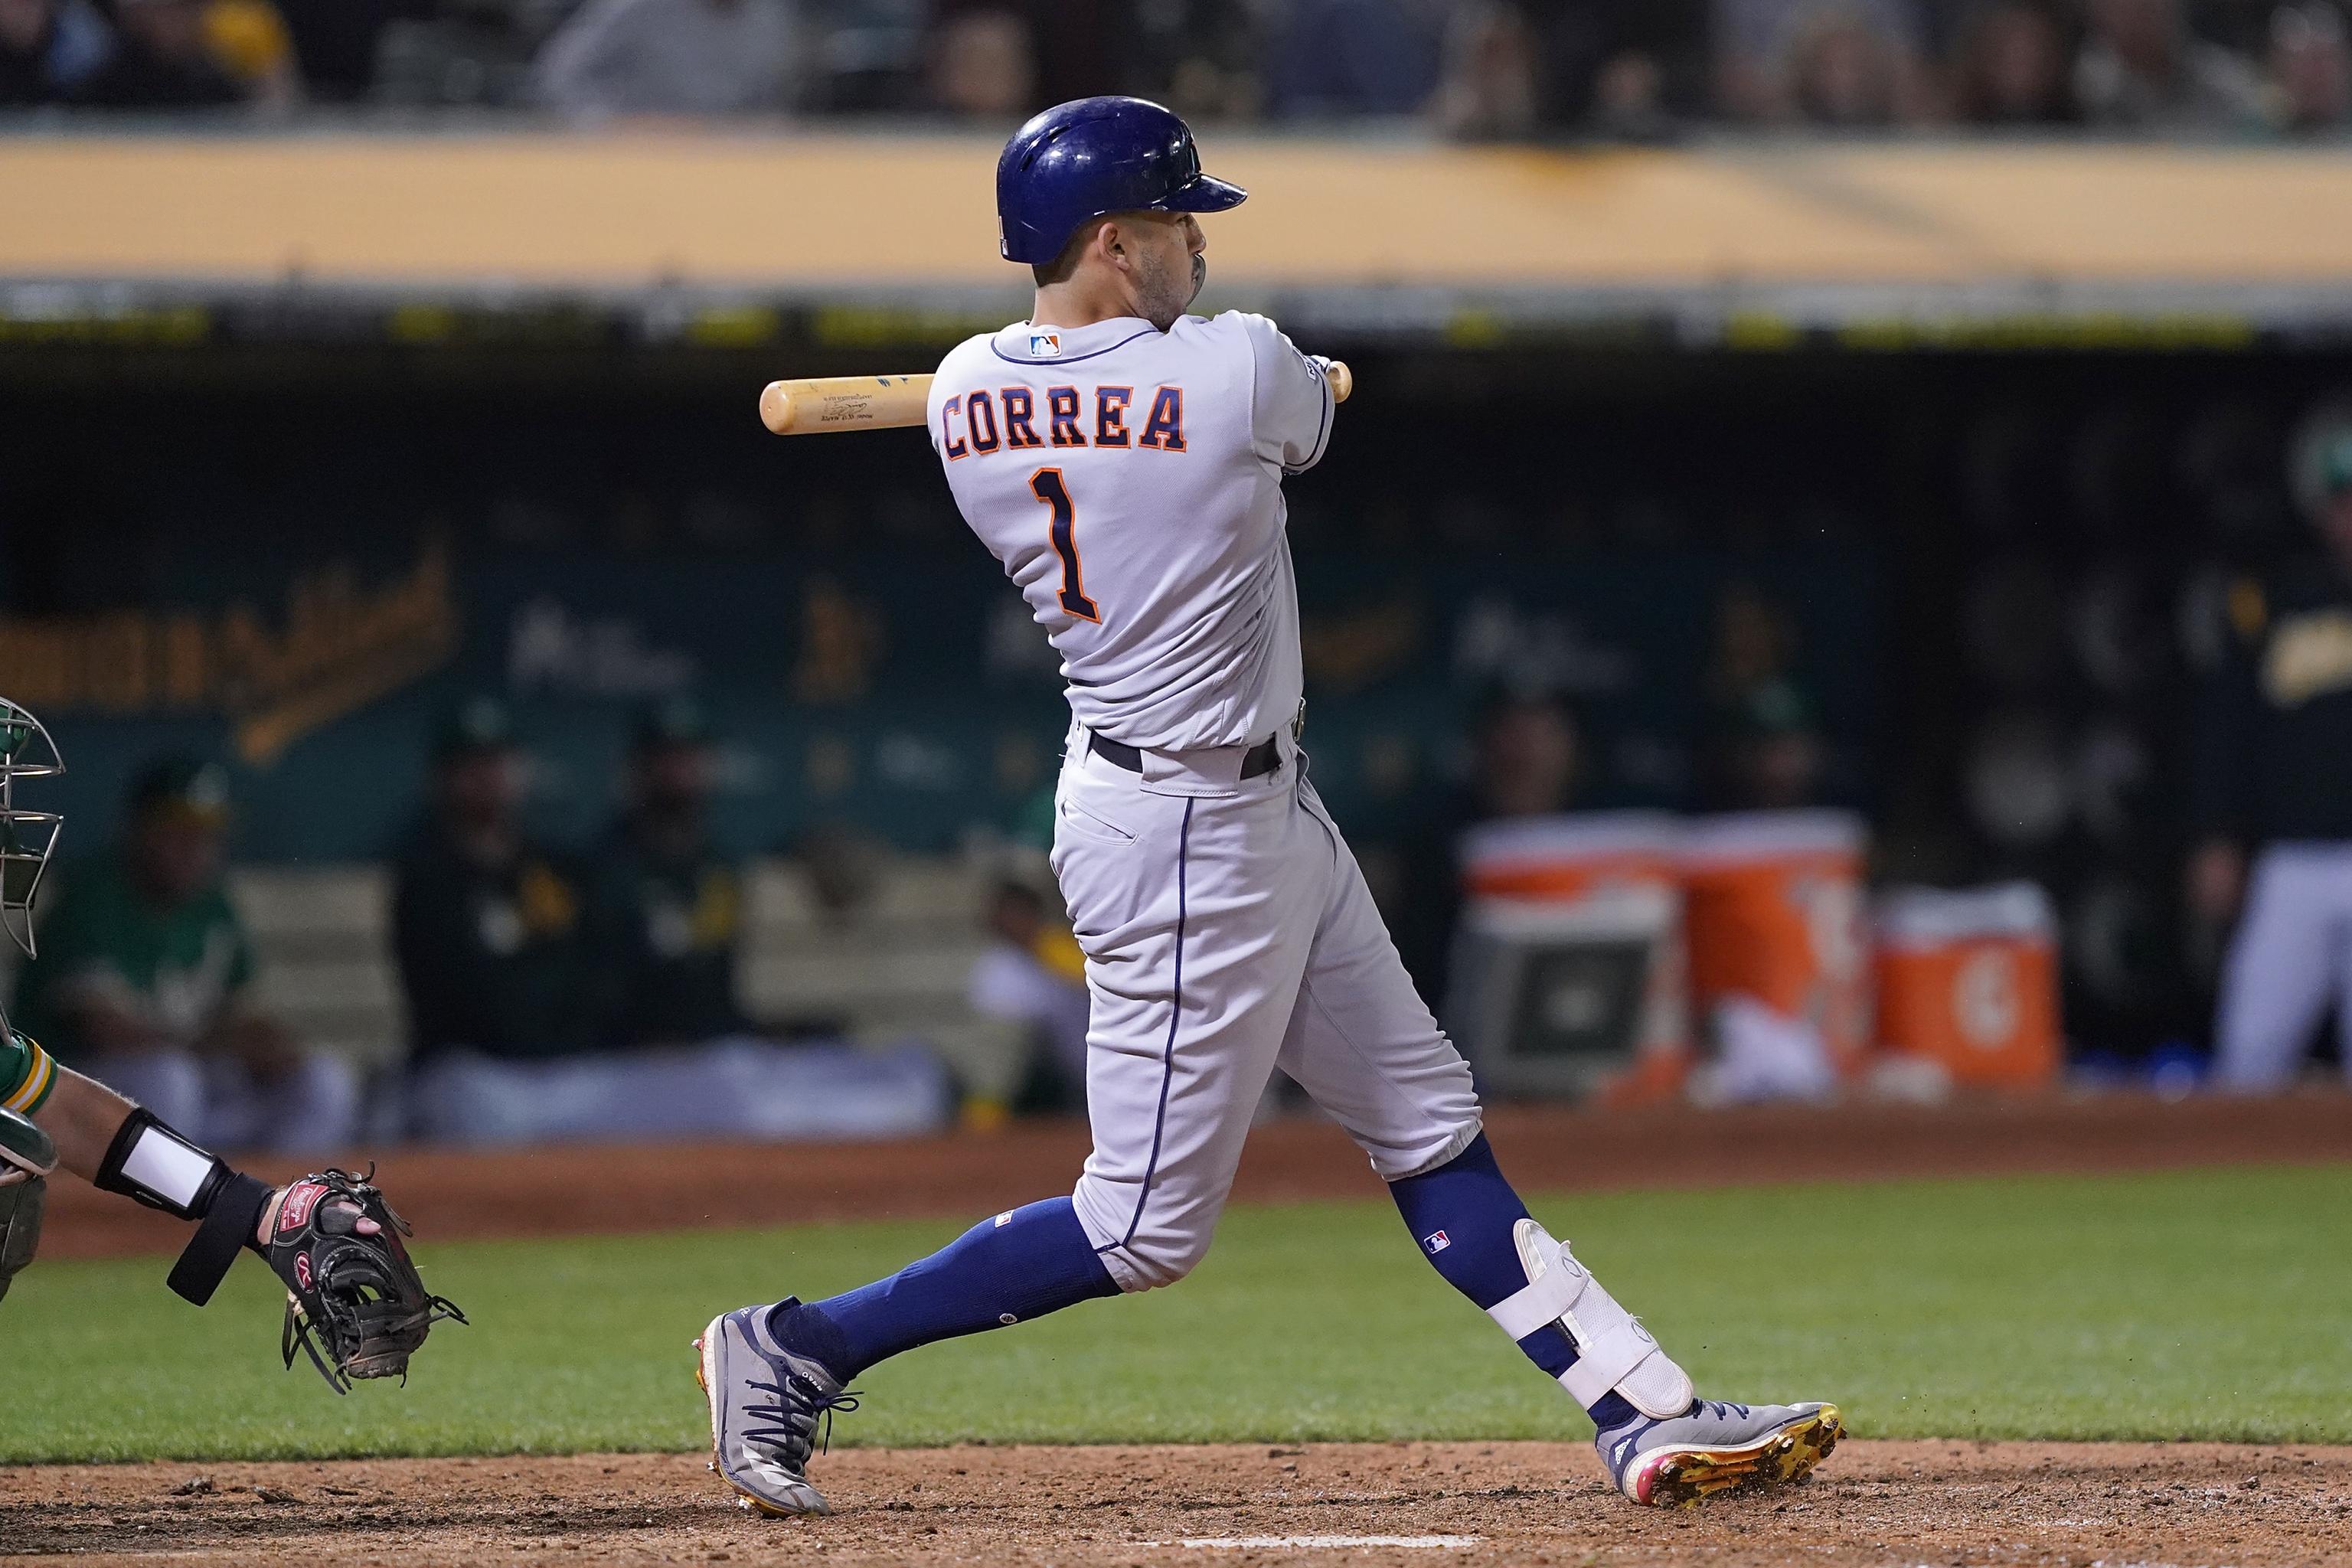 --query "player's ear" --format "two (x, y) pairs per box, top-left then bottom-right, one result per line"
(1095, 217), (1131, 272)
